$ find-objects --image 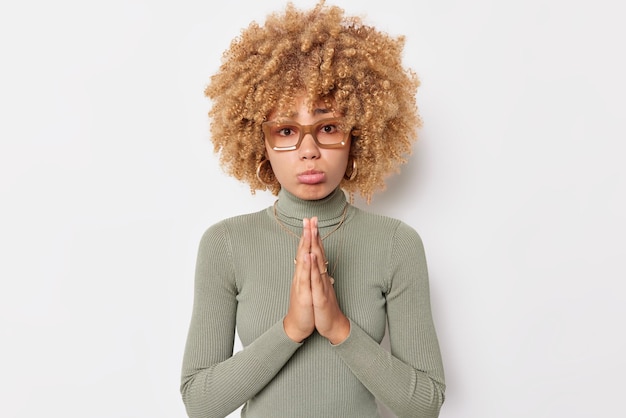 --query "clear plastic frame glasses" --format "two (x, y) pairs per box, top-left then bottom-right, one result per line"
(262, 118), (352, 151)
